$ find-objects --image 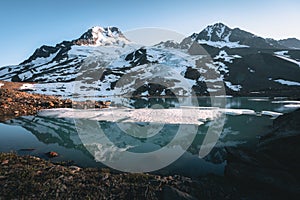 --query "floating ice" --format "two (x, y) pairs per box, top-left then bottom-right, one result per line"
(272, 100), (300, 104)
(39, 107), (224, 125)
(38, 106), (260, 126)
(220, 108), (256, 116)
(261, 111), (283, 118)
(248, 98), (270, 102)
(19, 83), (34, 90)
(274, 51), (289, 56)
(284, 104), (300, 108)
